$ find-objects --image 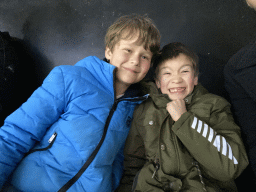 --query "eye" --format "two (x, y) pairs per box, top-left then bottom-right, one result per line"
(181, 67), (191, 73)
(125, 49), (131, 53)
(141, 55), (149, 60)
